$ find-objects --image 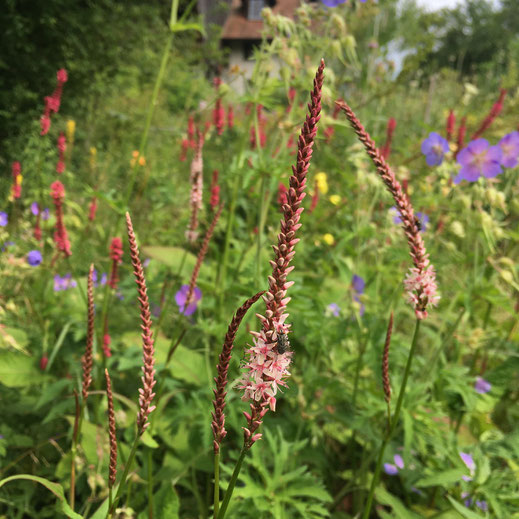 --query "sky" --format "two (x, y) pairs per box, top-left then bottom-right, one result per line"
(414, 0), (461, 9)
